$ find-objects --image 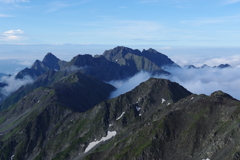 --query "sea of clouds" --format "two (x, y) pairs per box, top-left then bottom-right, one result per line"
(108, 66), (240, 100)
